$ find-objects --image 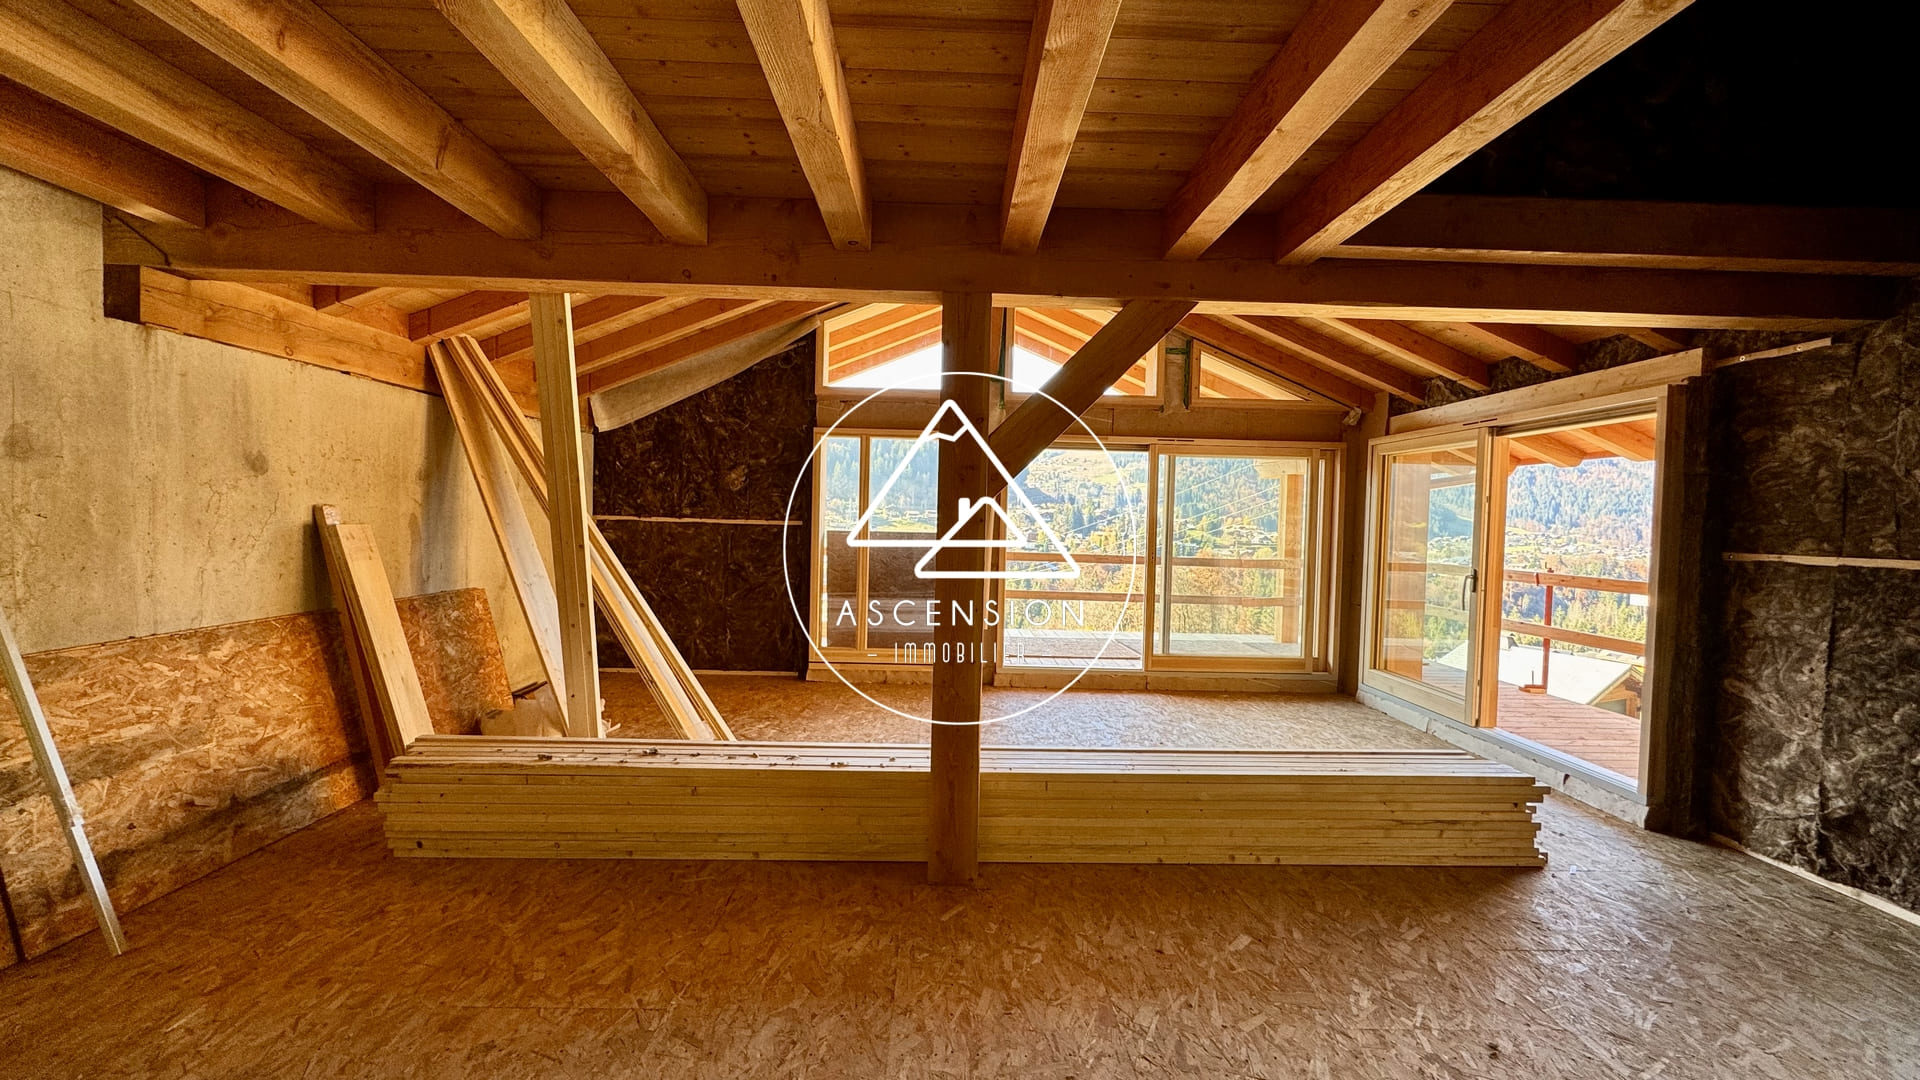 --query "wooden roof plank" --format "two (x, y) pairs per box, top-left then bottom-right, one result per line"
(1000, 0), (1124, 254)
(130, 0), (542, 238)
(1273, 0), (1695, 263)
(1163, 0), (1447, 259)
